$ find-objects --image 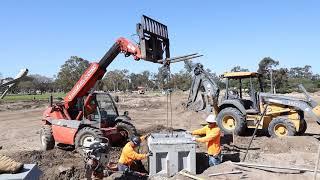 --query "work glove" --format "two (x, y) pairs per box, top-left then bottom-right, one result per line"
(192, 137), (197, 141)
(141, 133), (151, 140)
(146, 151), (153, 157)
